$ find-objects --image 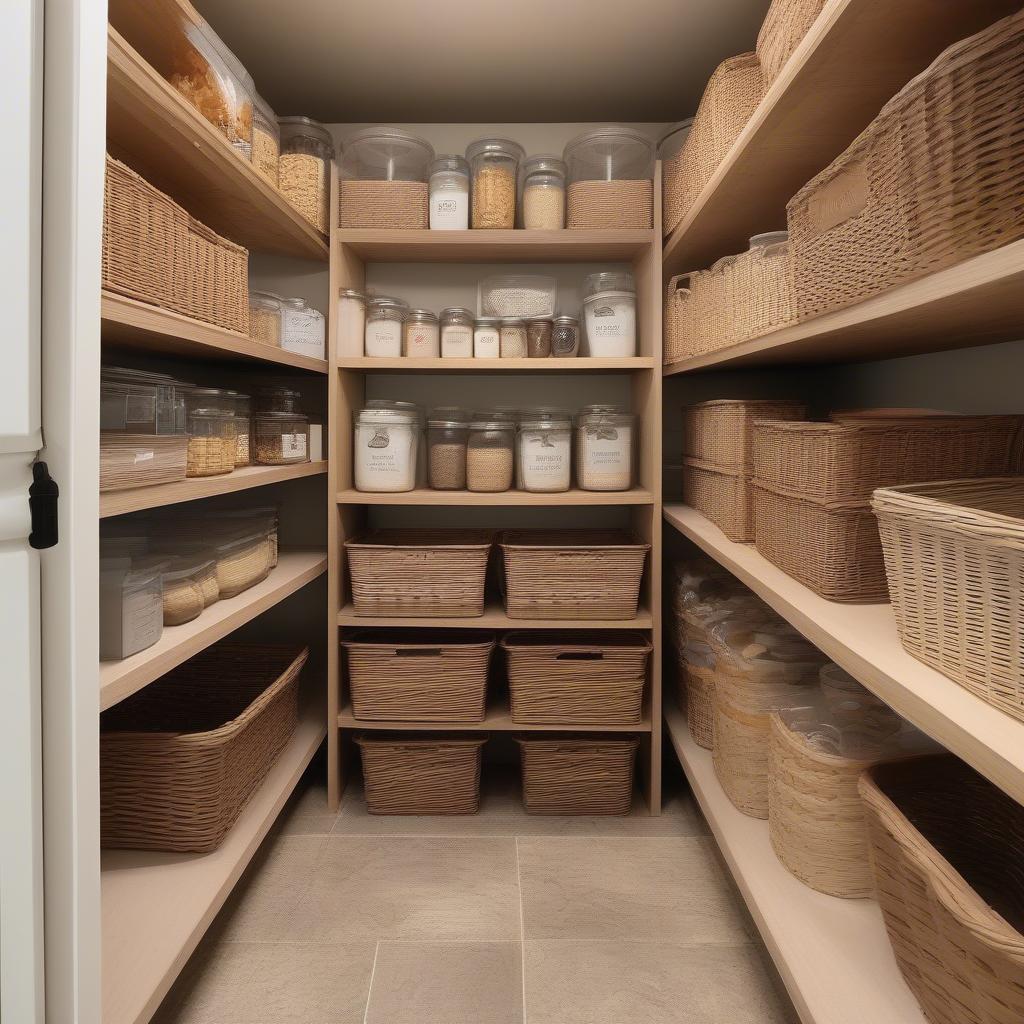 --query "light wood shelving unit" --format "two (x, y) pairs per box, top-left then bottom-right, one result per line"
(338, 603), (654, 631)
(337, 355), (653, 372)
(340, 704), (653, 734)
(335, 486), (654, 506)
